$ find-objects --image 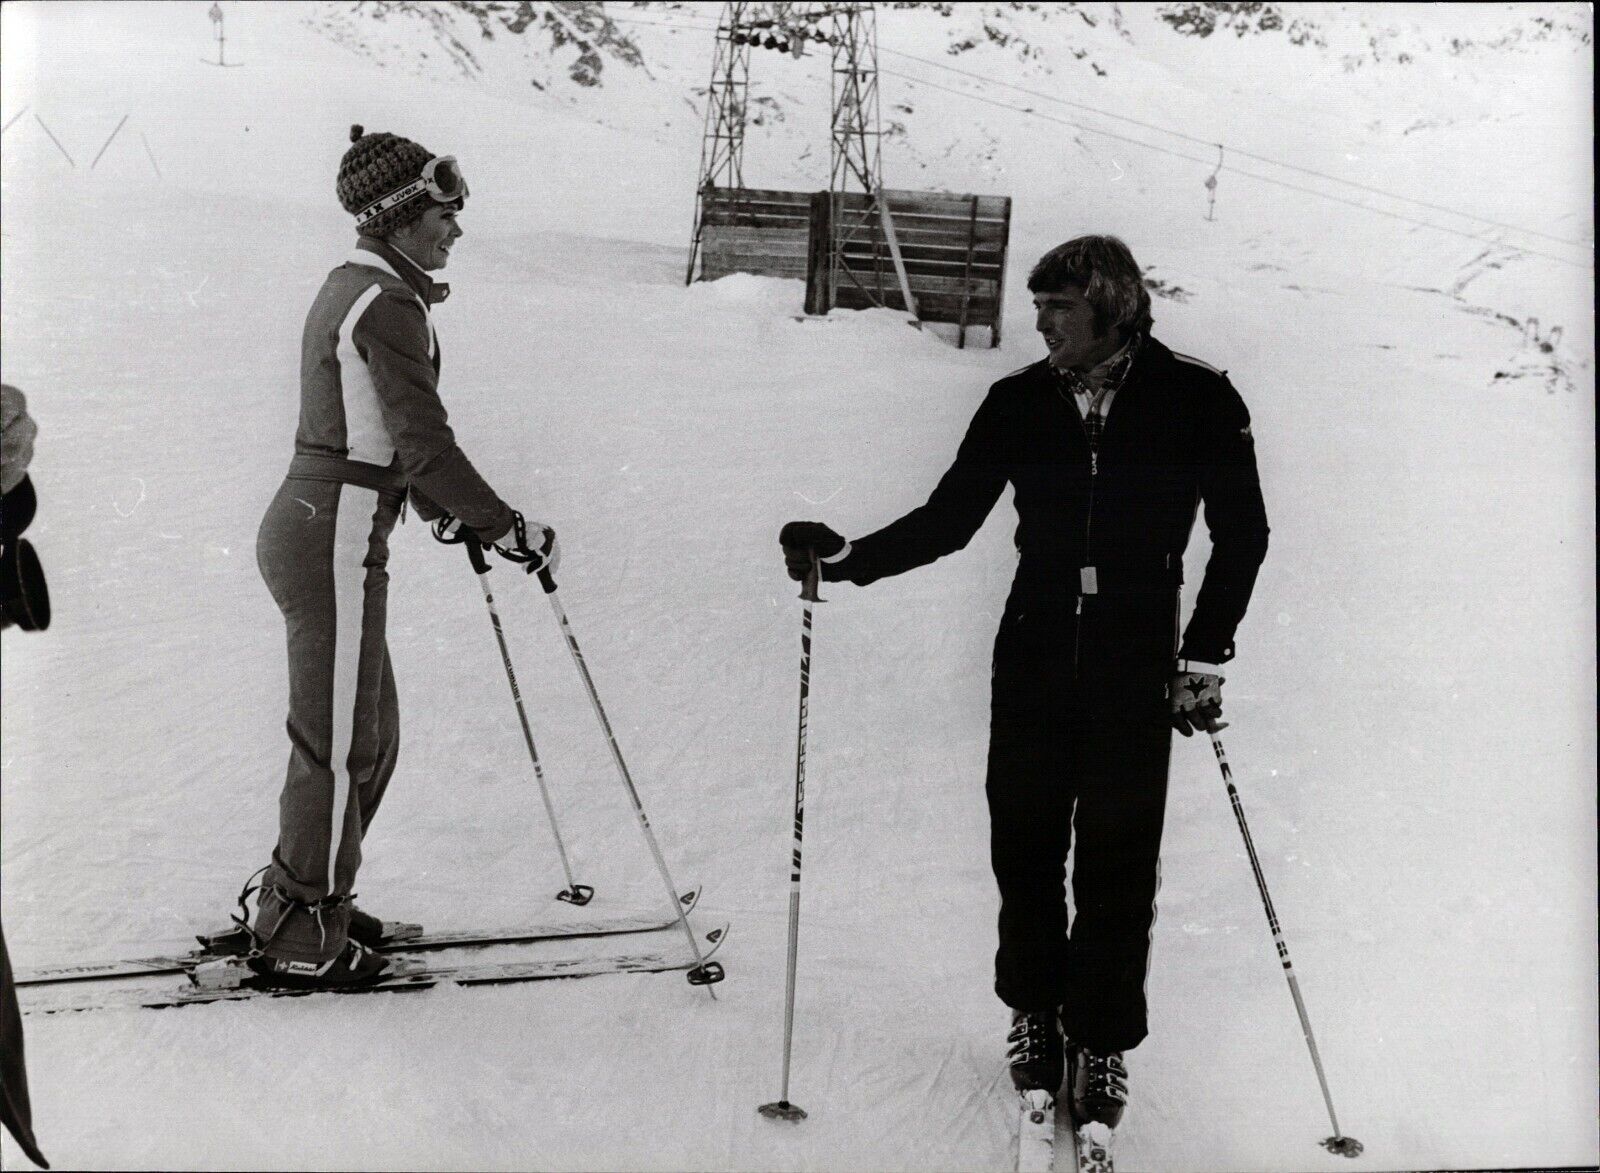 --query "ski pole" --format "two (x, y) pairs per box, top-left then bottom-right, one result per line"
(463, 539), (593, 906)
(759, 553), (821, 1123)
(1206, 724), (1362, 1158)
(533, 564), (724, 991)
